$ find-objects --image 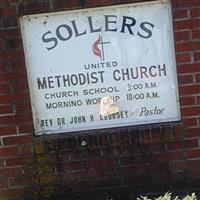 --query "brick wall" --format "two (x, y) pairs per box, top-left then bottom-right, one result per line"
(0, 0), (200, 199)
